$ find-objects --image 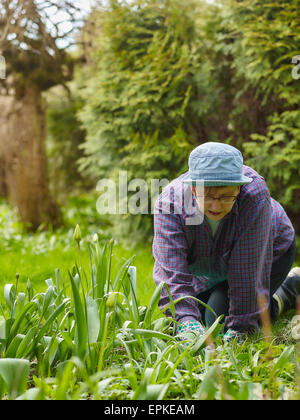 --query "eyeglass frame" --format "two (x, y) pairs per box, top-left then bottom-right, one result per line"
(194, 192), (239, 204)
